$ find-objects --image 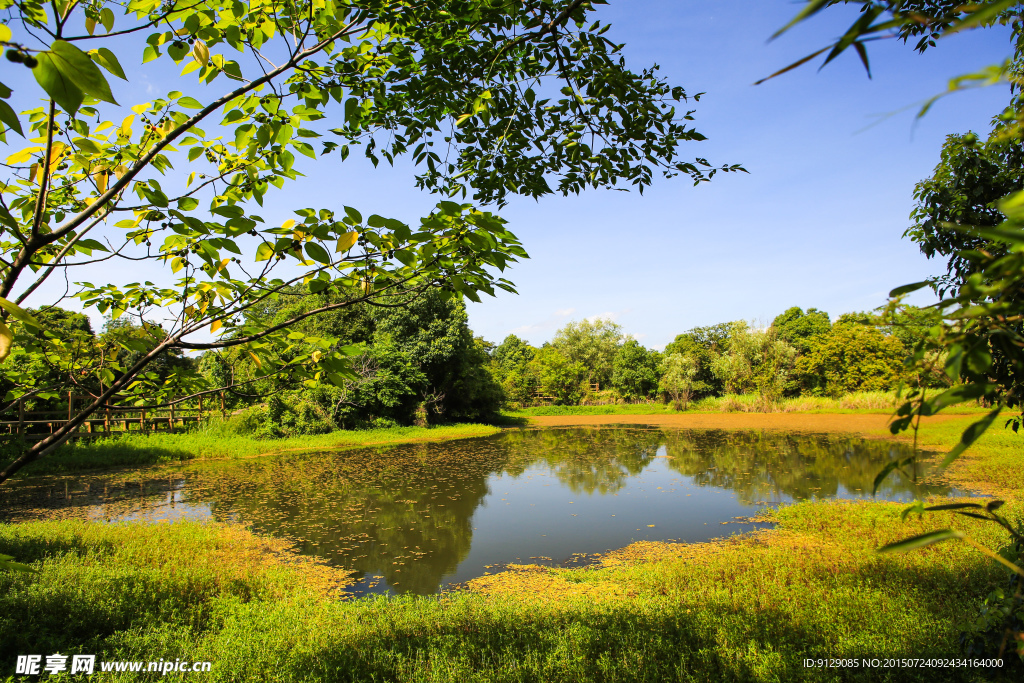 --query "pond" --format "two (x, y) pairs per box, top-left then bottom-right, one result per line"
(0, 427), (966, 596)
